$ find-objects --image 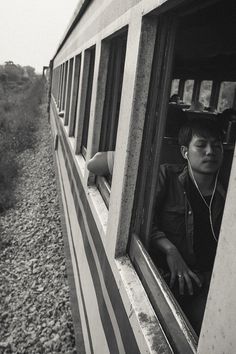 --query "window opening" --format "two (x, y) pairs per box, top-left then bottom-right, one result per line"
(199, 80), (213, 110)
(99, 33), (127, 152)
(130, 0), (235, 350)
(218, 81), (236, 112)
(69, 54), (81, 137)
(183, 80), (194, 106)
(62, 61), (68, 112)
(59, 64), (64, 111)
(64, 58), (74, 125)
(95, 31), (127, 208)
(170, 79), (180, 97)
(81, 47), (96, 158)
